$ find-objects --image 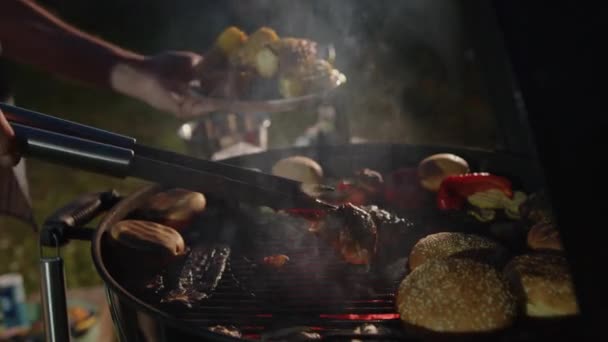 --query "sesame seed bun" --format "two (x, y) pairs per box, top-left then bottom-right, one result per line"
(397, 258), (517, 333)
(504, 254), (579, 318)
(408, 232), (507, 271)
